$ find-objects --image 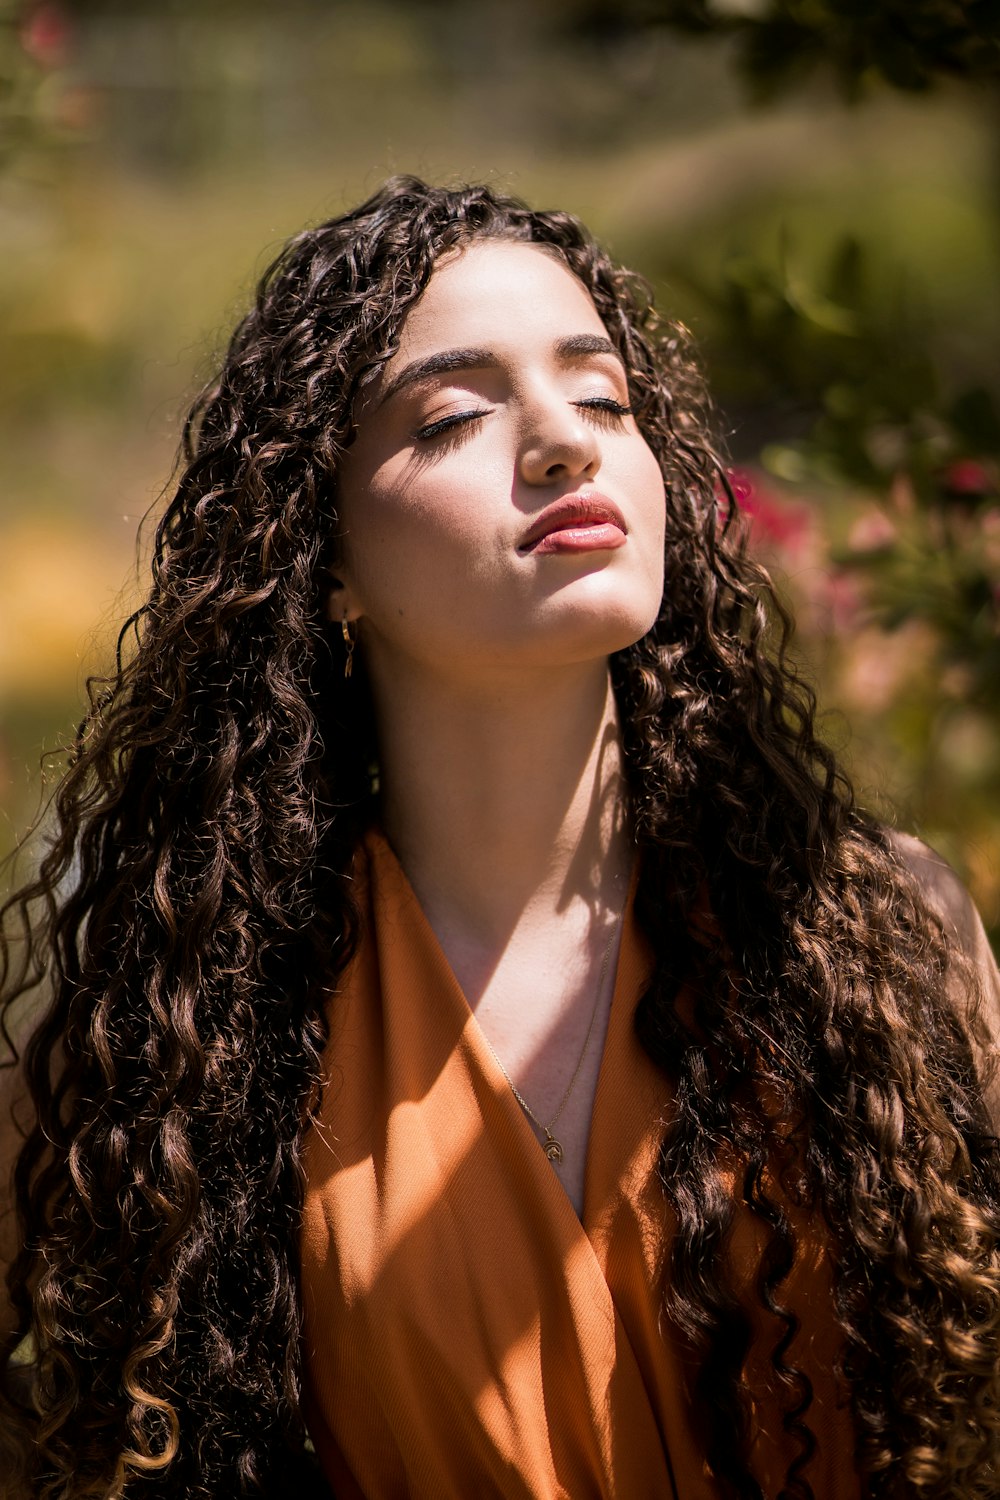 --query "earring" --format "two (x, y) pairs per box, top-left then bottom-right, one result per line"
(341, 617), (355, 679)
